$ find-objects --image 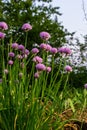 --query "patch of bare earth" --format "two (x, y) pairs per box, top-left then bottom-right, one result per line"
(59, 108), (87, 130)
